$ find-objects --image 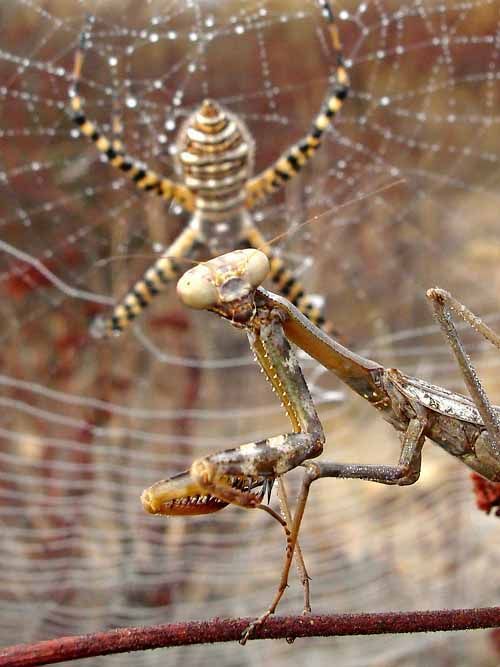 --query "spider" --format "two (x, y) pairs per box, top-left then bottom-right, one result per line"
(69, 2), (349, 338)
